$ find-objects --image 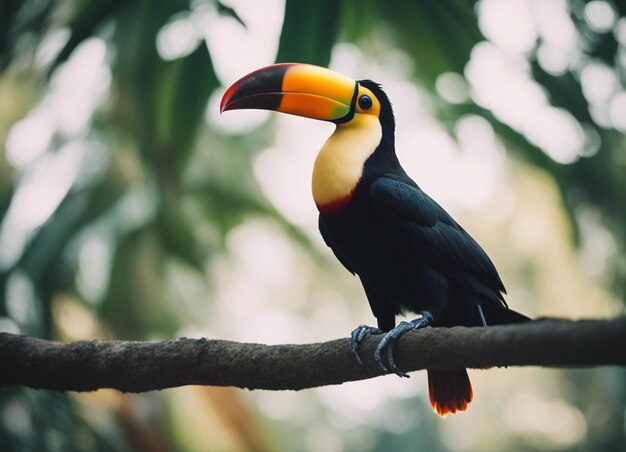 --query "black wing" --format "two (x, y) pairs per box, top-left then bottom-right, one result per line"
(370, 175), (507, 306)
(319, 216), (355, 274)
